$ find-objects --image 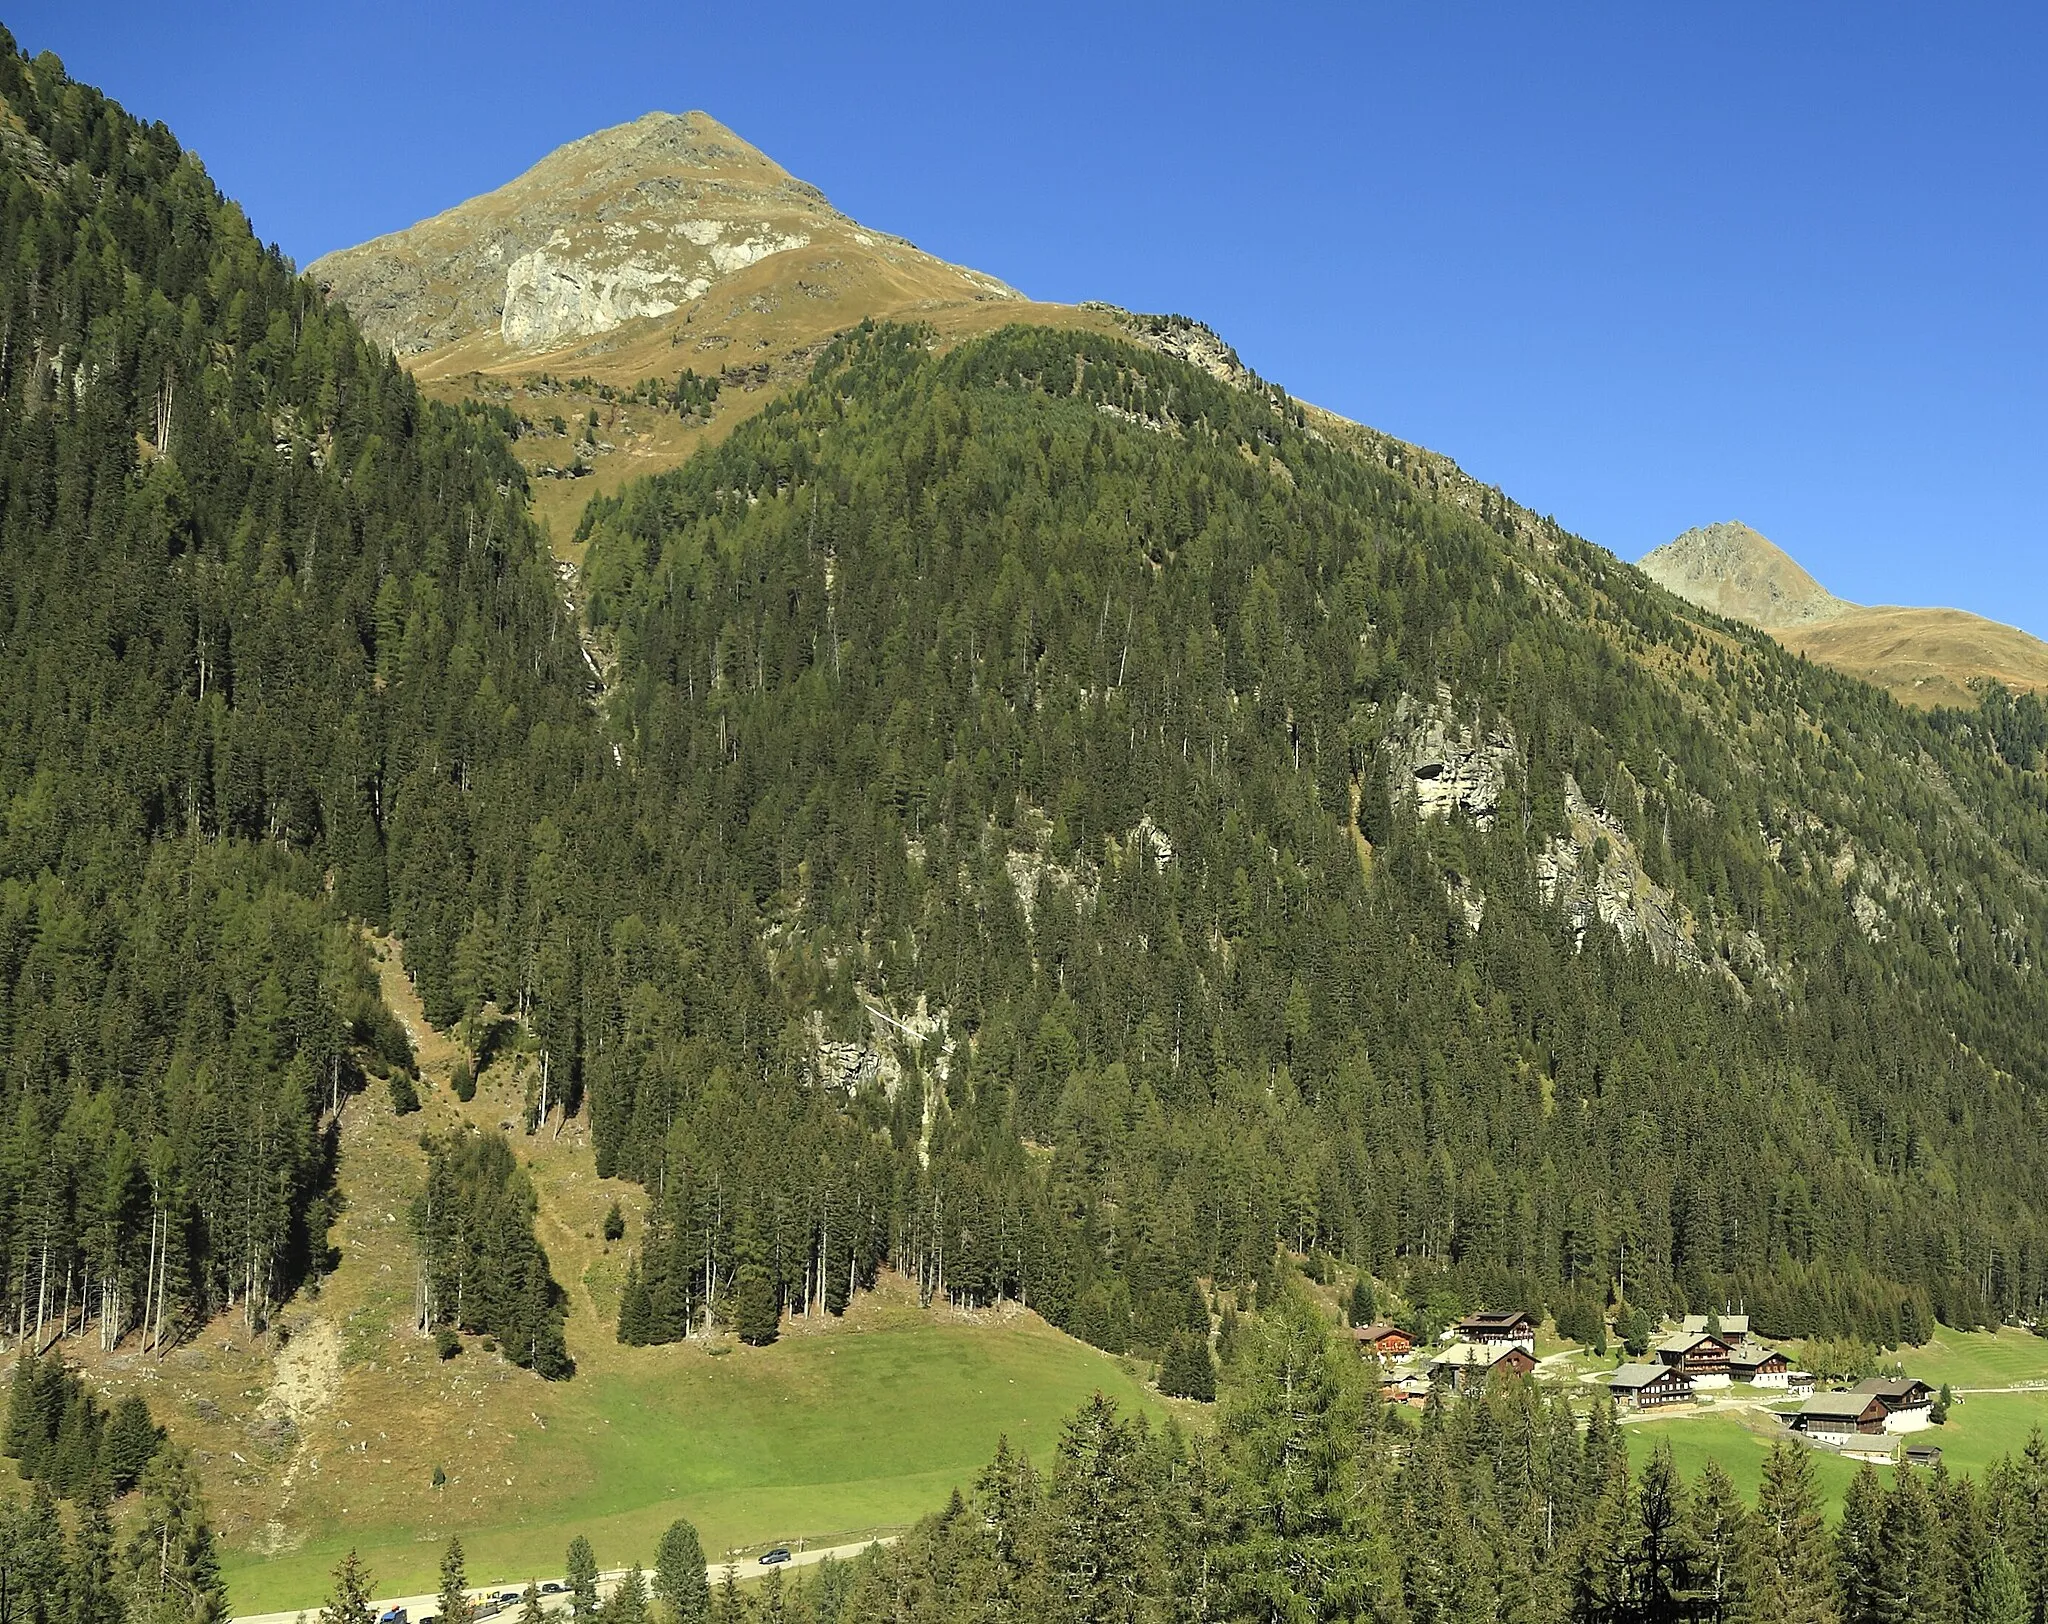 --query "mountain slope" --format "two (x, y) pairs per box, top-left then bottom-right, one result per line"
(1641, 520), (2048, 707)
(309, 111), (1116, 543)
